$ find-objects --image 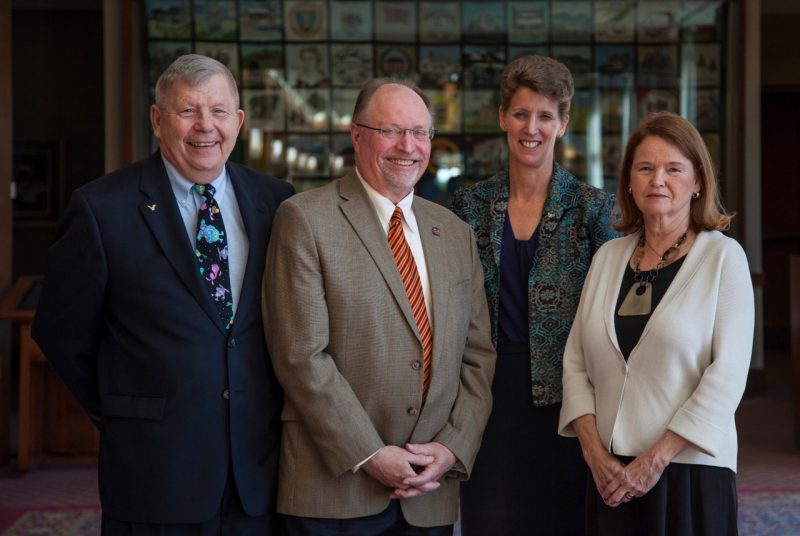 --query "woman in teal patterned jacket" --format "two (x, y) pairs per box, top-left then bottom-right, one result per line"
(453, 55), (620, 535)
